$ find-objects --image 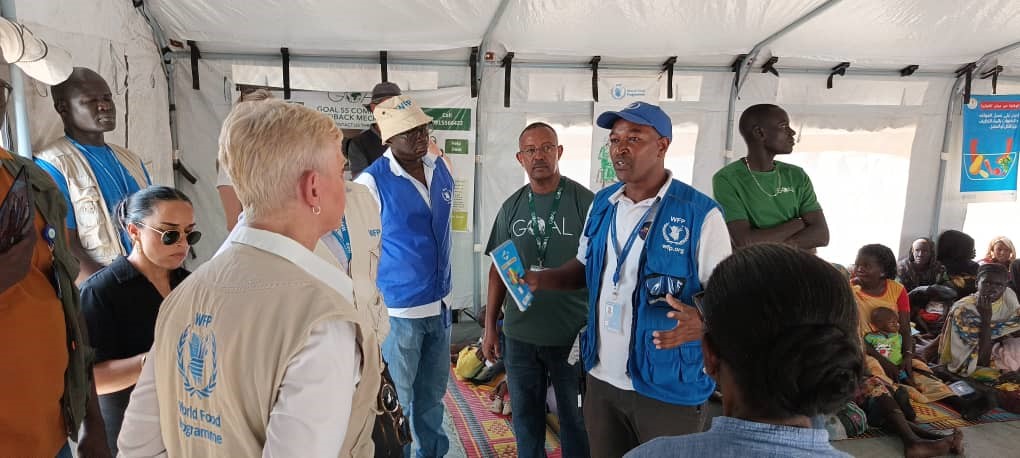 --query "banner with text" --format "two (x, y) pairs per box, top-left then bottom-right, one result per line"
(263, 87), (477, 231)
(590, 76), (663, 191)
(961, 95), (1019, 194)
